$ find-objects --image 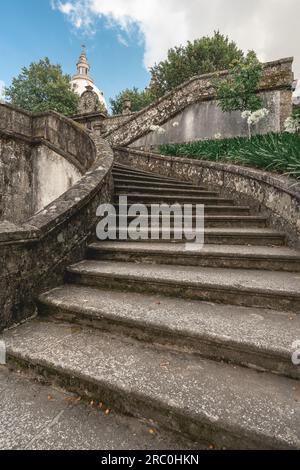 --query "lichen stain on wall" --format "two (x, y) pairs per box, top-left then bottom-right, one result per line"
(32, 146), (82, 214)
